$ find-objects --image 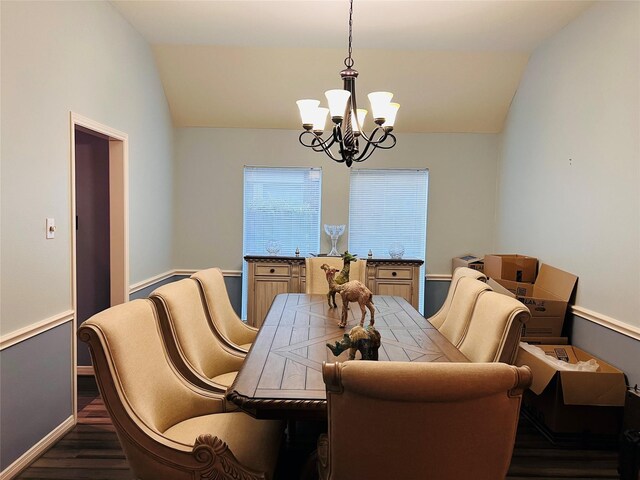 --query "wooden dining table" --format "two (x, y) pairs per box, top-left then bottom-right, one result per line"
(227, 293), (469, 420)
